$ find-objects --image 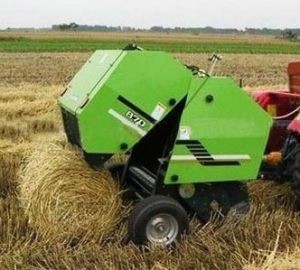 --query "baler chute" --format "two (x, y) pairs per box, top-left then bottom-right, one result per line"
(59, 47), (273, 246)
